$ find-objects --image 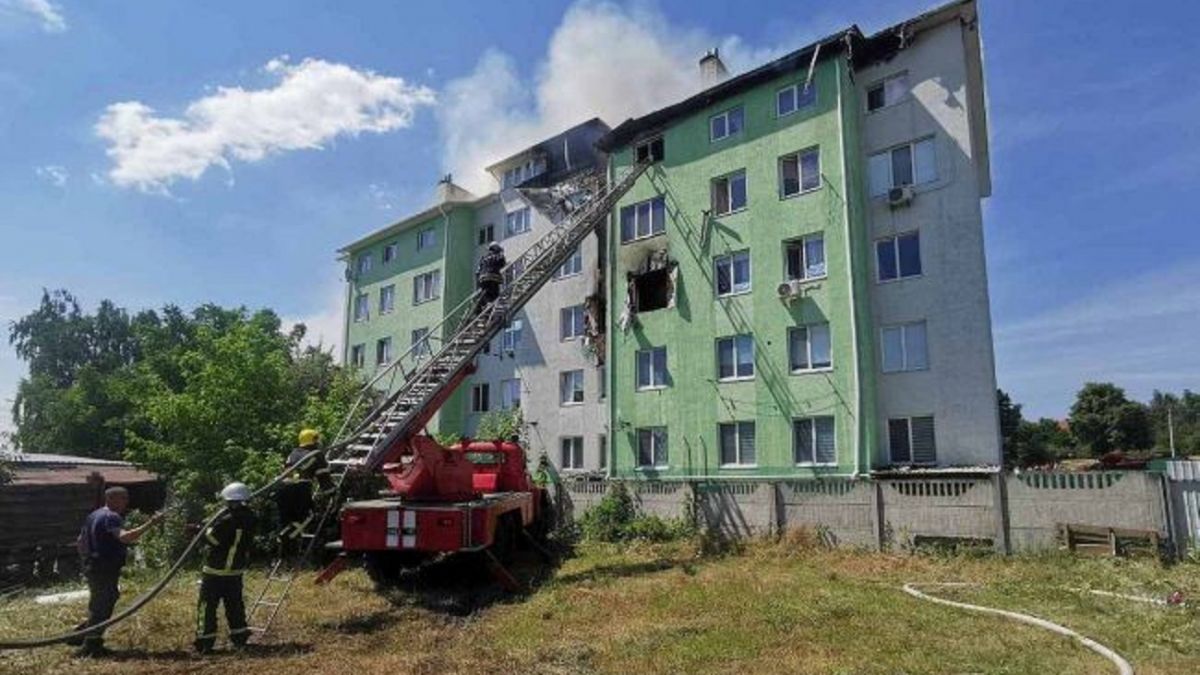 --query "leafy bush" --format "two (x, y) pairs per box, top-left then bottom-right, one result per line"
(579, 483), (694, 543)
